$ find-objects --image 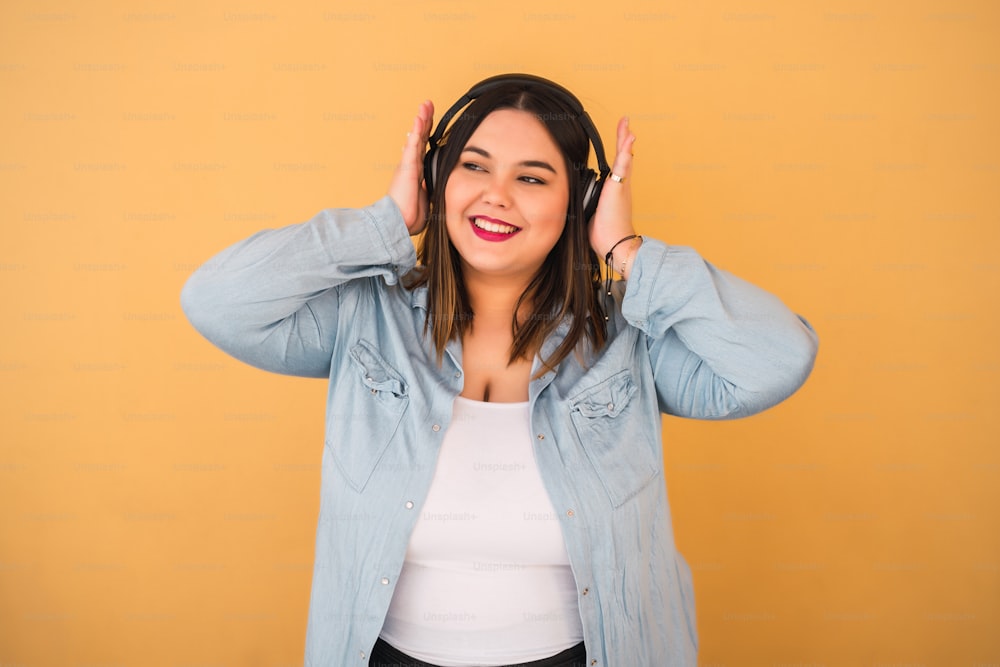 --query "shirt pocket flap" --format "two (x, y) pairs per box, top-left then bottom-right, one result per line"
(569, 370), (659, 508)
(349, 339), (409, 398)
(571, 370), (638, 419)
